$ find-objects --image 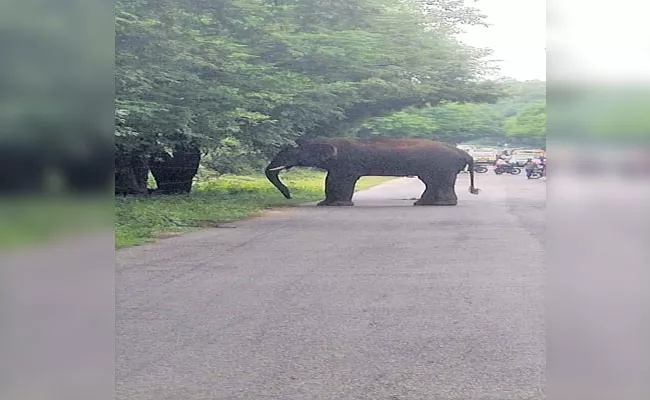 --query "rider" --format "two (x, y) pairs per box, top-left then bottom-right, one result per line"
(523, 158), (537, 179)
(496, 157), (509, 168)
